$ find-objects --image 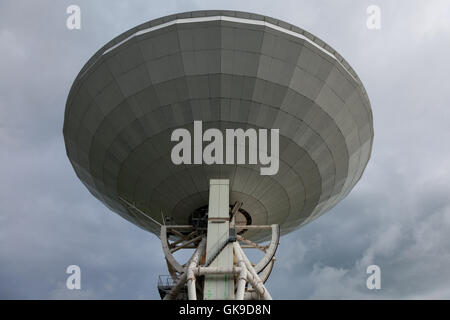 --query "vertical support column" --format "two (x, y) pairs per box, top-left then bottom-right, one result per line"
(203, 179), (235, 300)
